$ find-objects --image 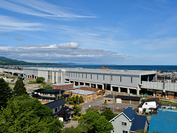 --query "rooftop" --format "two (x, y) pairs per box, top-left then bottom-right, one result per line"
(53, 83), (73, 86)
(34, 88), (65, 94)
(105, 94), (141, 101)
(66, 89), (96, 95)
(45, 99), (66, 109)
